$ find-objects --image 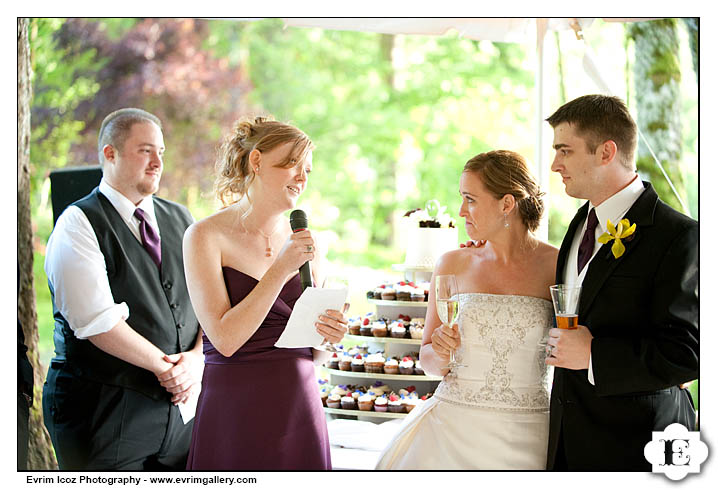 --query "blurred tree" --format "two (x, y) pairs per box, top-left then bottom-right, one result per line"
(31, 18), (253, 218)
(19, 17), (57, 470)
(628, 19), (687, 213)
